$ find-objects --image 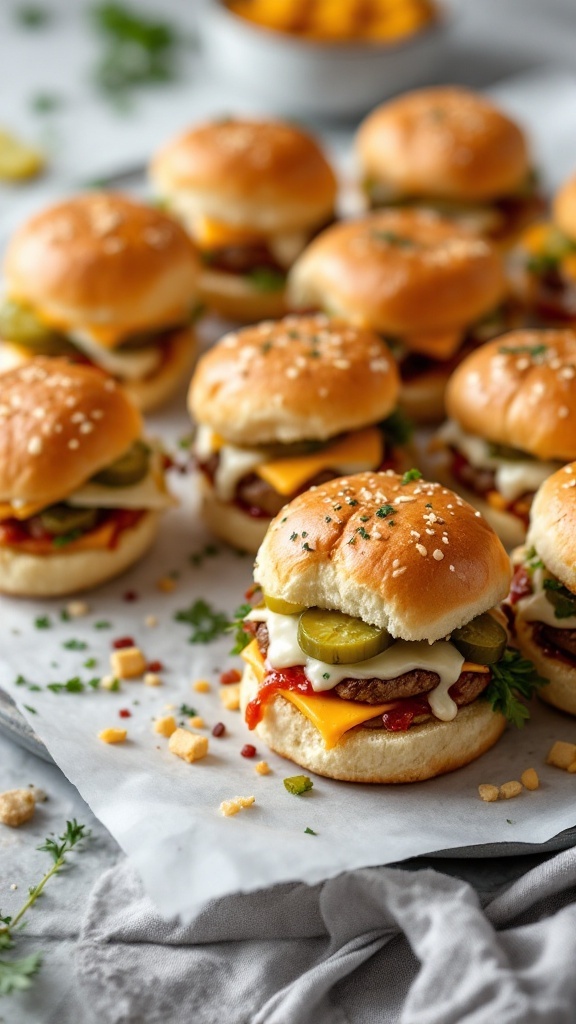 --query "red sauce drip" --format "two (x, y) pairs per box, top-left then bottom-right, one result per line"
(245, 666), (315, 729)
(509, 564), (532, 605)
(381, 696), (430, 732)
